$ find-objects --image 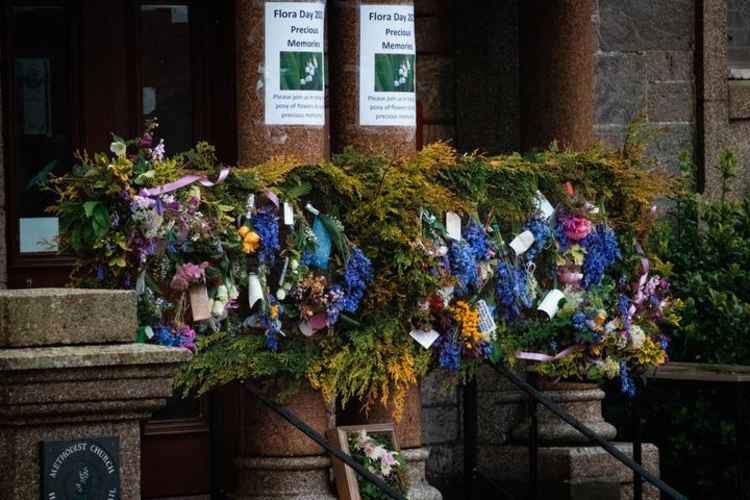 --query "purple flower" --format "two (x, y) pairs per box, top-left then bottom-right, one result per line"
(620, 360), (636, 397)
(524, 217), (552, 262)
(463, 222), (489, 261)
(436, 333), (462, 371)
(495, 262), (531, 321)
